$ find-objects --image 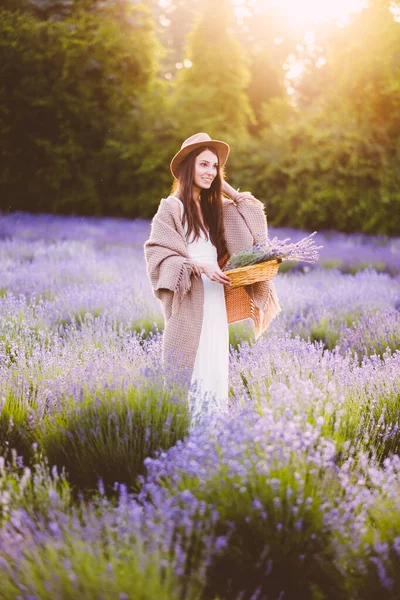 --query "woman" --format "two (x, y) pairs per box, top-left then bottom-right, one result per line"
(144, 132), (281, 420)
